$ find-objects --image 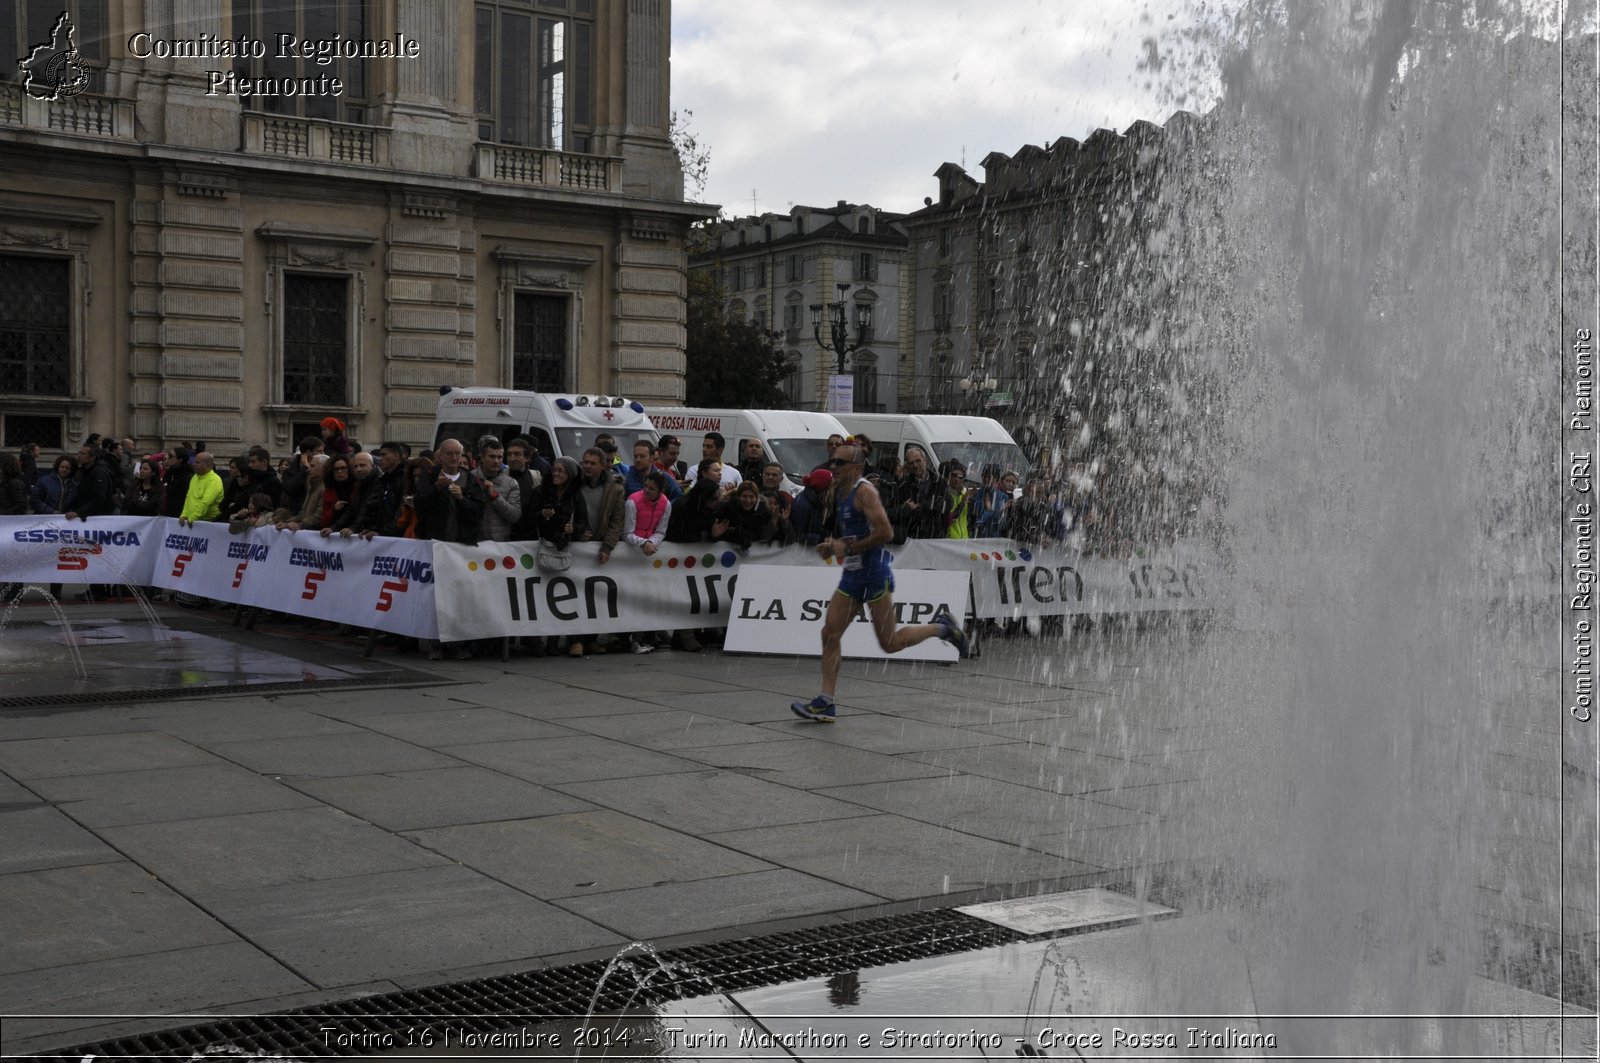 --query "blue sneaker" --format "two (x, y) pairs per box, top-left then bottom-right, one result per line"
(790, 694), (836, 722)
(932, 605), (969, 658)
